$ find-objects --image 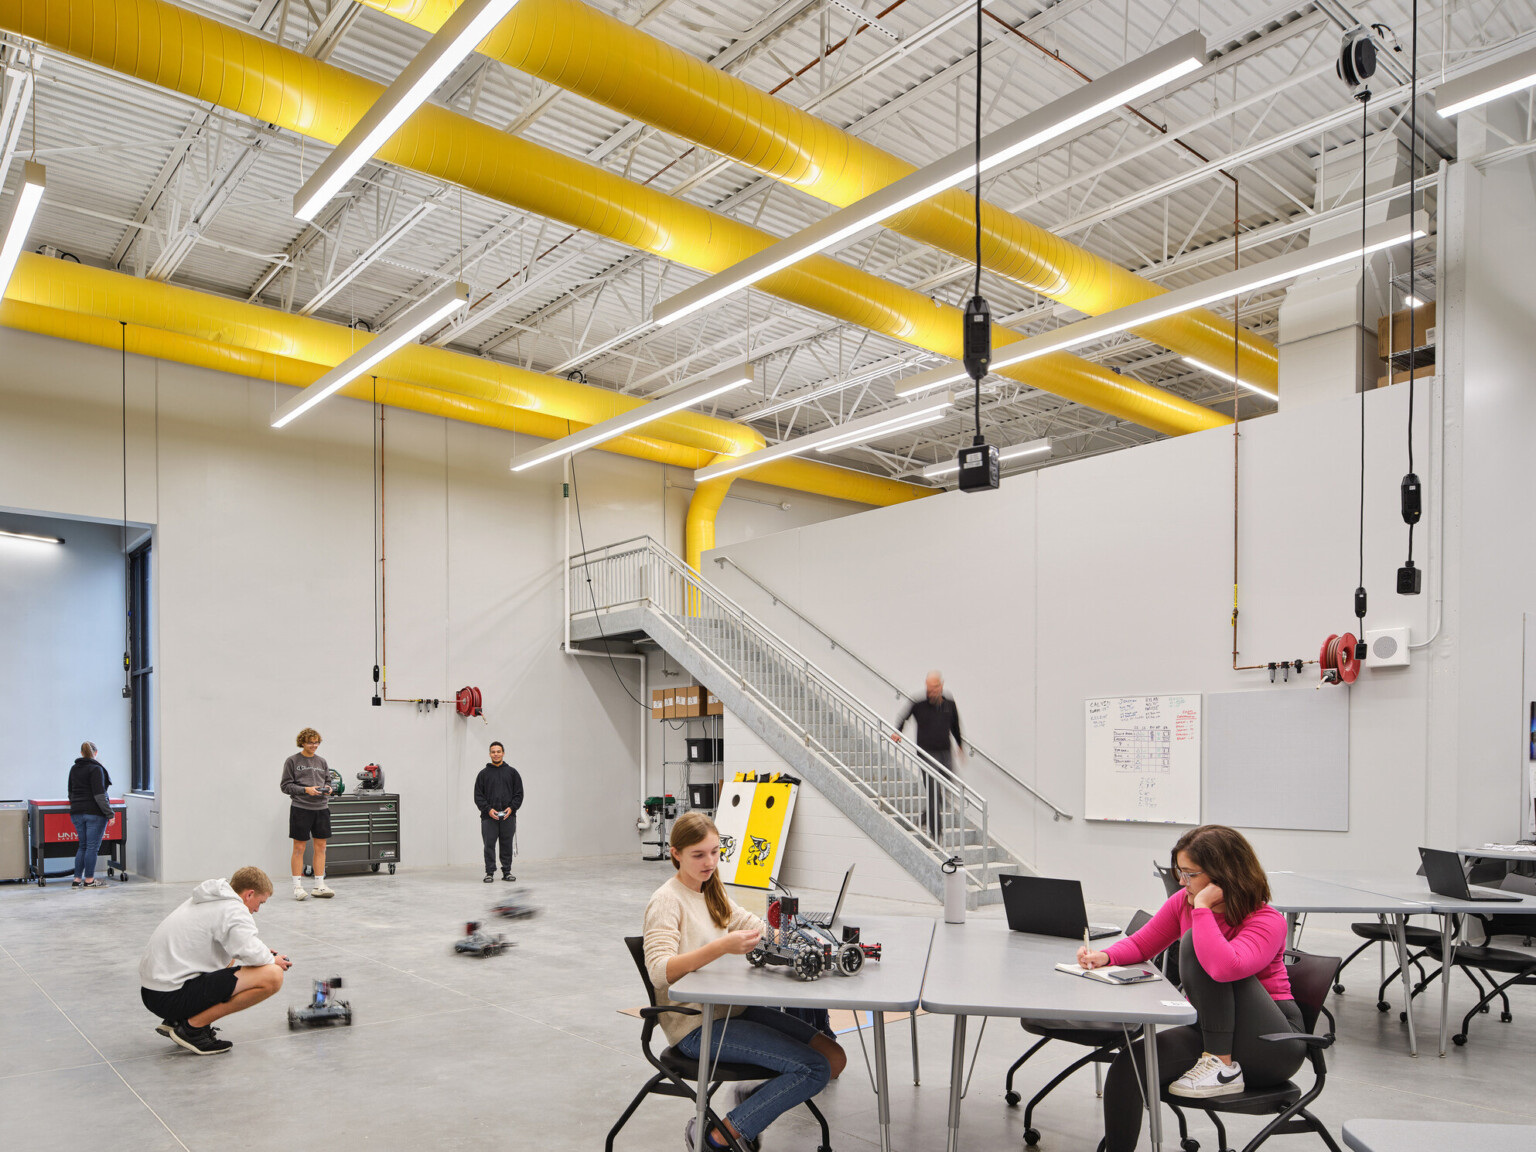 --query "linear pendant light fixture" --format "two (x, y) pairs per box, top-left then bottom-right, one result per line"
(293, 0), (524, 221)
(1182, 357), (1278, 401)
(271, 281), (468, 428)
(1434, 44), (1536, 117)
(694, 394), (953, 482)
(651, 32), (1206, 329)
(0, 527), (64, 545)
(894, 211), (1427, 398)
(510, 368), (753, 472)
(0, 160), (45, 292)
(922, 437), (1051, 478)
